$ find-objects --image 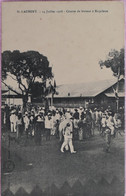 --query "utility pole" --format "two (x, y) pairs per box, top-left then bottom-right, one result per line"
(51, 93), (53, 107)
